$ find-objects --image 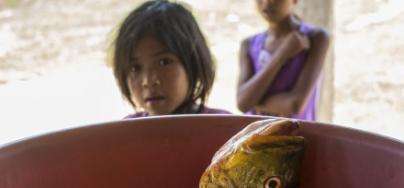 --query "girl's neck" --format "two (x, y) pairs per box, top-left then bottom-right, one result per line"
(267, 15), (299, 37)
(173, 102), (203, 114)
